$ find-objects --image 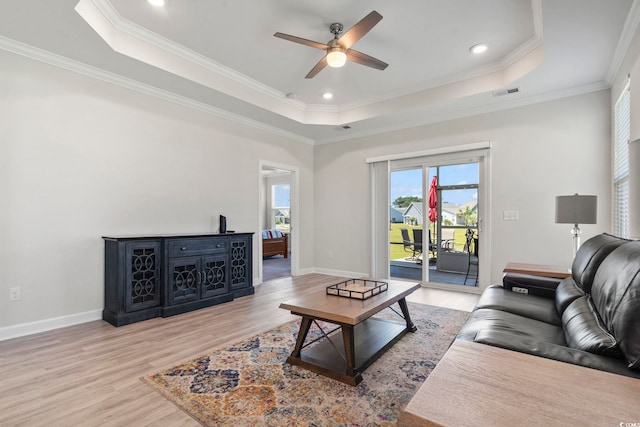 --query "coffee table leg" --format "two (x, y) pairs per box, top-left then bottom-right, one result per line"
(398, 298), (417, 332)
(341, 325), (363, 384)
(291, 316), (313, 358)
(341, 325), (356, 376)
